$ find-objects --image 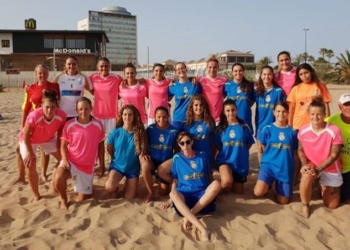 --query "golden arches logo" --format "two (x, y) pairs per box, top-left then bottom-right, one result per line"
(25, 19), (36, 30)
(1, 40), (10, 48)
